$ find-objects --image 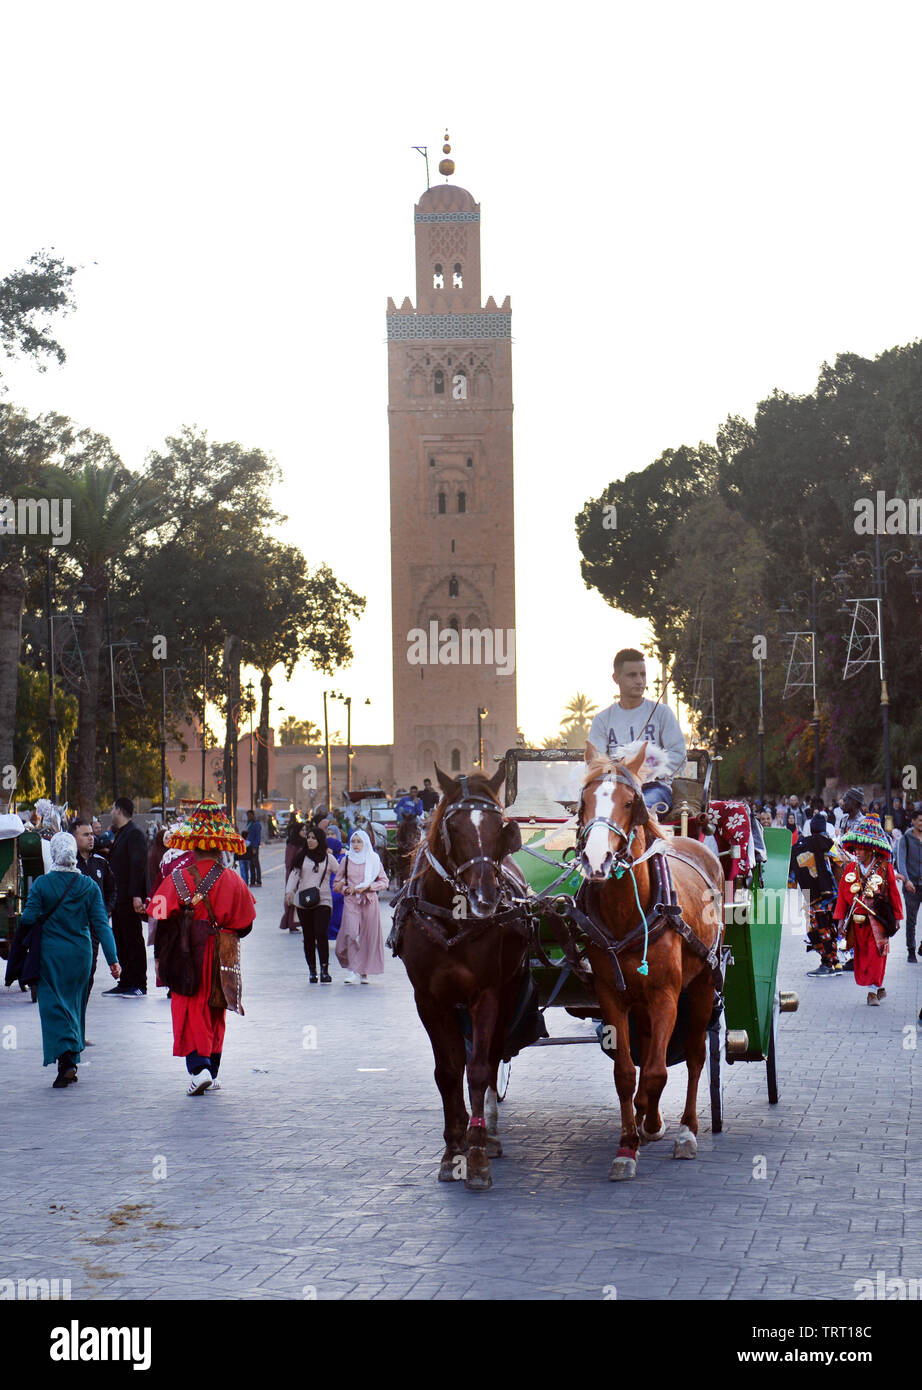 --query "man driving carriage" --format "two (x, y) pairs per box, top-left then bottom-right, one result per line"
(585, 649), (686, 815)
